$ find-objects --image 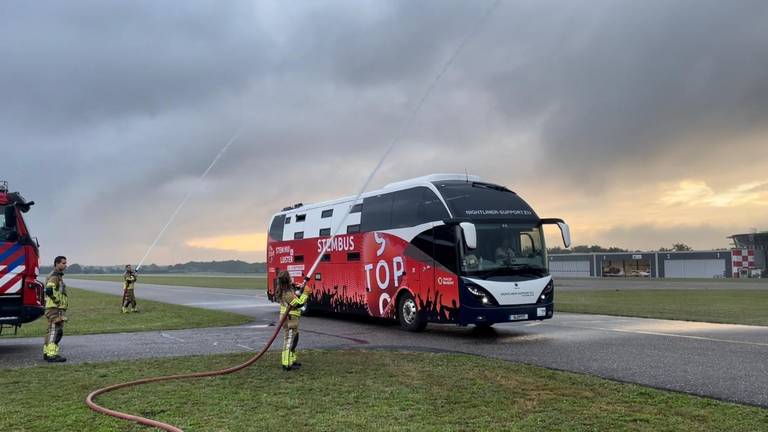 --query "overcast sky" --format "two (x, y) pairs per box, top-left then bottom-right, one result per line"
(3, 0), (768, 265)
